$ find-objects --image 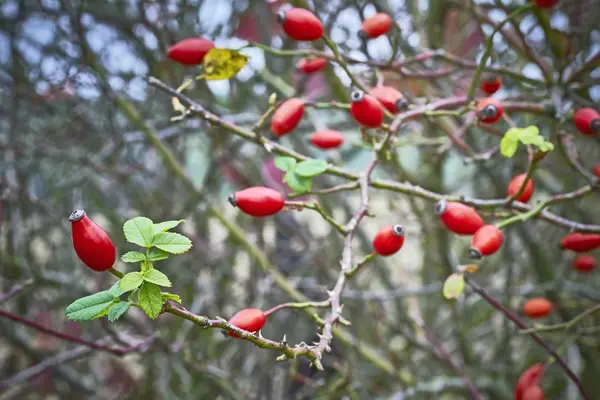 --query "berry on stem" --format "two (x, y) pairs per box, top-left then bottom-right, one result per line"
(227, 308), (266, 338)
(309, 130), (344, 150)
(270, 98), (305, 136)
(373, 224), (405, 256)
(560, 232), (600, 252)
(296, 57), (327, 74)
(480, 74), (502, 95)
(573, 108), (600, 135)
(476, 98), (503, 124)
(350, 90), (384, 127)
(523, 298), (553, 319)
(435, 200), (484, 235)
(167, 38), (215, 65)
(276, 8), (323, 41)
(573, 254), (596, 272)
(515, 363), (544, 400)
(69, 209), (116, 272)
(533, 0), (559, 8)
(469, 225), (504, 258)
(228, 187), (285, 217)
(359, 13), (393, 39)
(369, 86), (409, 113)
(507, 173), (534, 202)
